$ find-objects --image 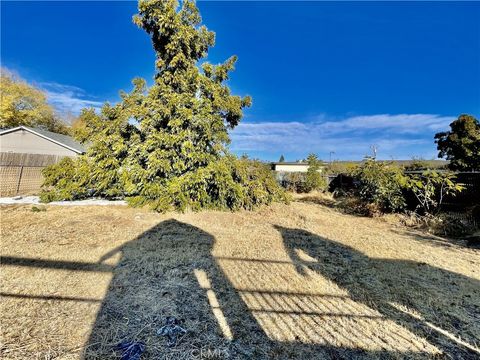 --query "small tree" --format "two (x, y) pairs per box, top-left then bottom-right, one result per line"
(304, 153), (326, 192)
(405, 171), (464, 214)
(0, 68), (68, 134)
(434, 114), (480, 171)
(355, 159), (408, 212)
(279, 154), (285, 162)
